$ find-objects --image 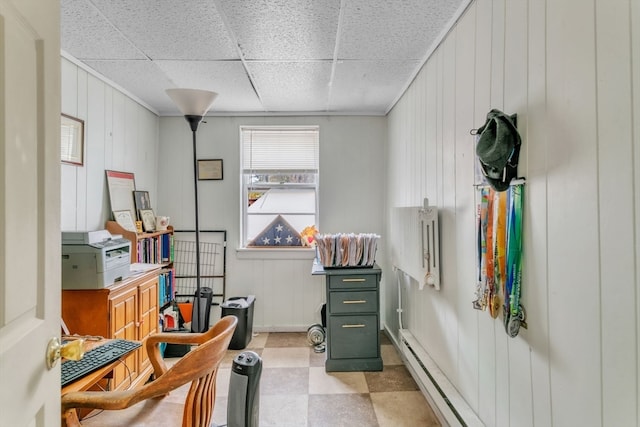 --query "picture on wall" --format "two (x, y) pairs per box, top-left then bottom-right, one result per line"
(197, 159), (223, 180)
(61, 113), (84, 166)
